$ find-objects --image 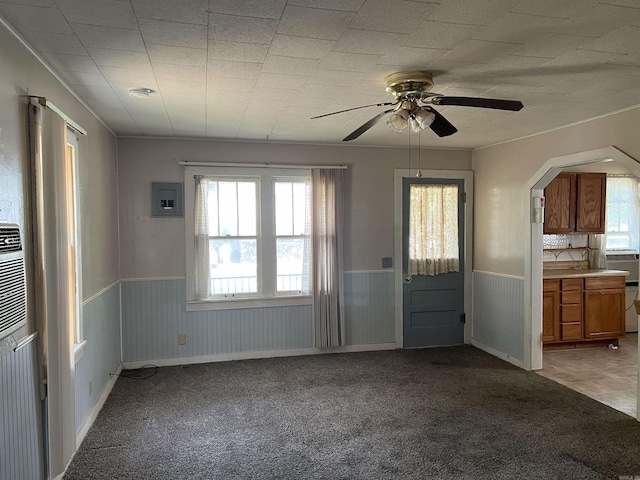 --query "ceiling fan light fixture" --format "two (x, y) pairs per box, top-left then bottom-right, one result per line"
(387, 108), (410, 133)
(413, 108), (436, 130)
